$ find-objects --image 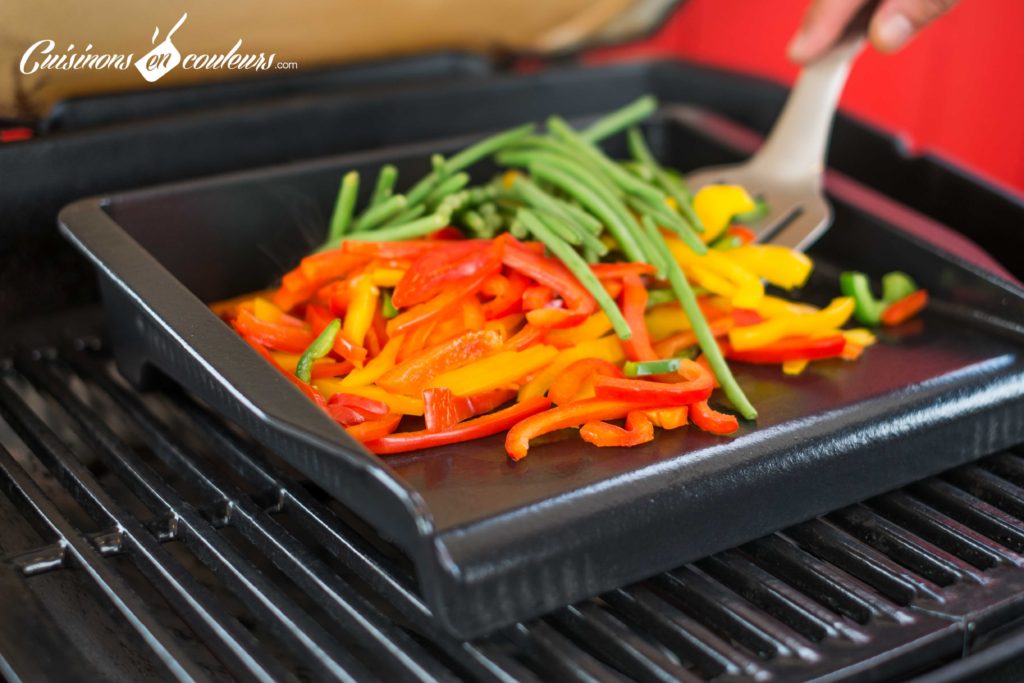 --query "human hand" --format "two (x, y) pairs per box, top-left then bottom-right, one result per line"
(788, 0), (958, 63)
